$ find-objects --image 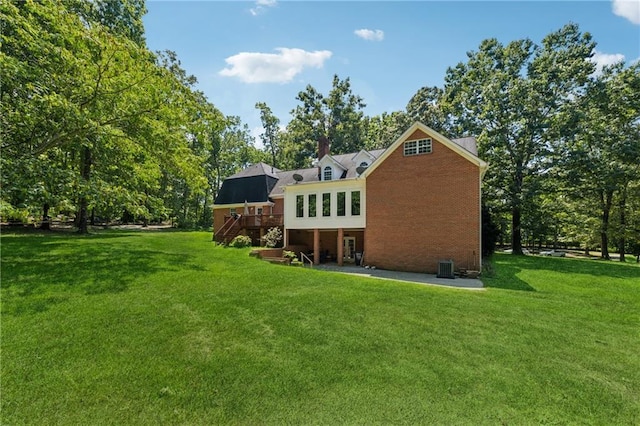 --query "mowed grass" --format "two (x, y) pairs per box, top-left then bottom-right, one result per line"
(1, 231), (639, 425)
